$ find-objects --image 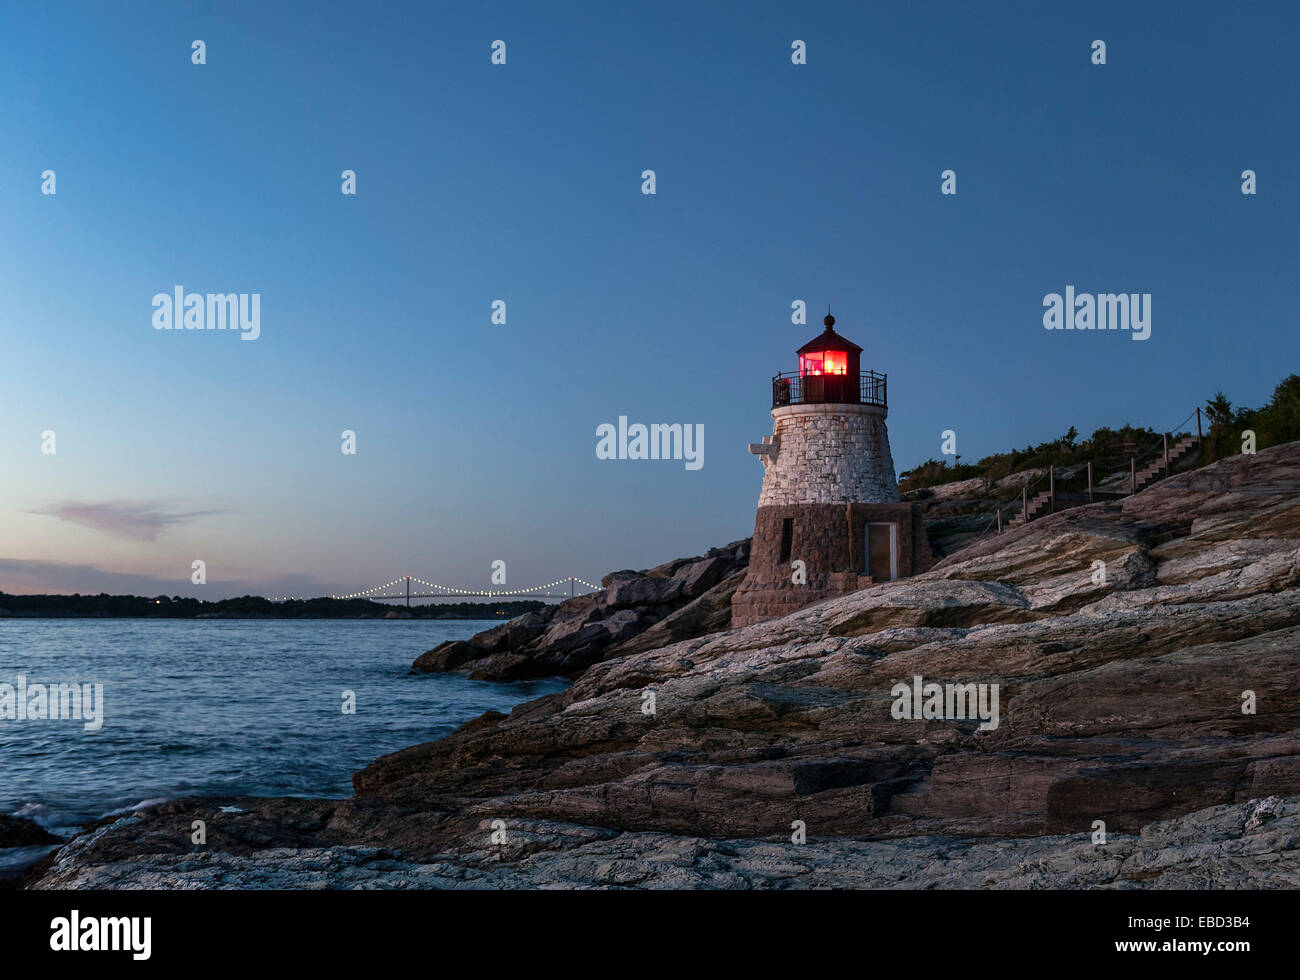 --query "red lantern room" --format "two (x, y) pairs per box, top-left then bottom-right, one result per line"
(773, 312), (884, 408)
(798, 313), (861, 378)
